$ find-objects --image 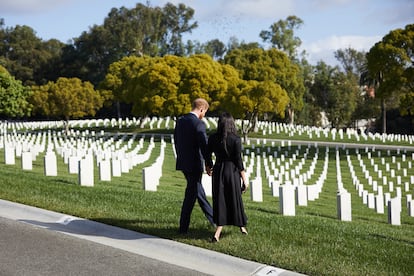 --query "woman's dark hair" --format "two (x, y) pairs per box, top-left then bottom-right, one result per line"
(217, 112), (237, 154)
